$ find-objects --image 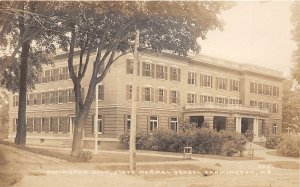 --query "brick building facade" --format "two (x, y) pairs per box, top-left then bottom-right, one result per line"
(8, 51), (284, 146)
